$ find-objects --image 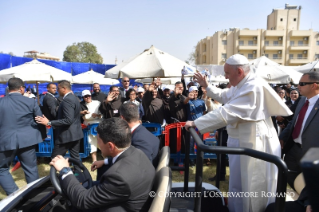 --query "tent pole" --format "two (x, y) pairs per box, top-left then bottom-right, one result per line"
(37, 82), (40, 105)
